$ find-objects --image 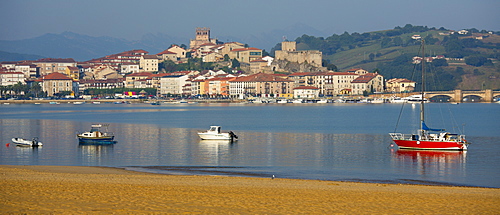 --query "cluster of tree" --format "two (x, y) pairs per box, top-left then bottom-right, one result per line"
(442, 34), (496, 67)
(159, 58), (215, 72)
(158, 56), (243, 73)
(0, 82), (45, 99)
(376, 54), (462, 91)
(270, 24), (441, 56)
